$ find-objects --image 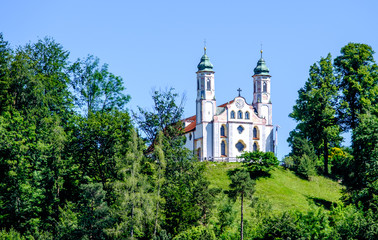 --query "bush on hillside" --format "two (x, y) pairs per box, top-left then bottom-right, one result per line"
(172, 225), (215, 240)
